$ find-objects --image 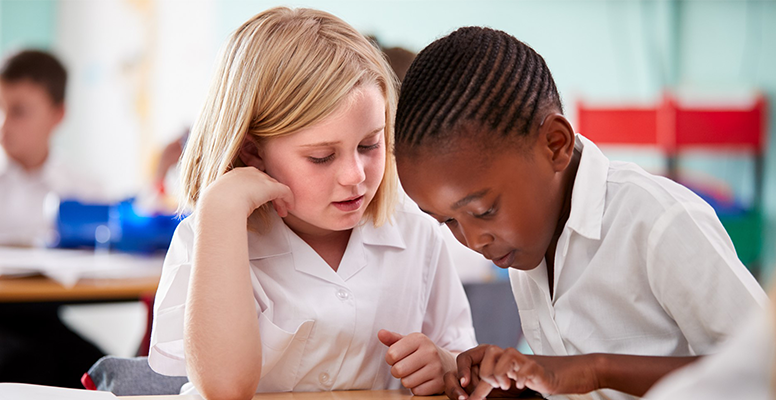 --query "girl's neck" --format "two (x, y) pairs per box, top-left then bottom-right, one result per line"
(283, 214), (352, 272)
(545, 146), (582, 299)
